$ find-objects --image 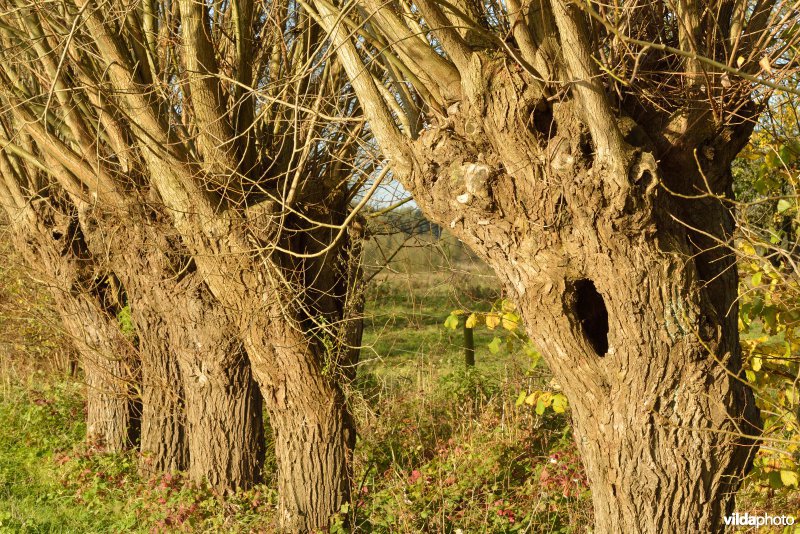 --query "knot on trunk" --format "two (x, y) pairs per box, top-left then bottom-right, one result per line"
(619, 150), (660, 231)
